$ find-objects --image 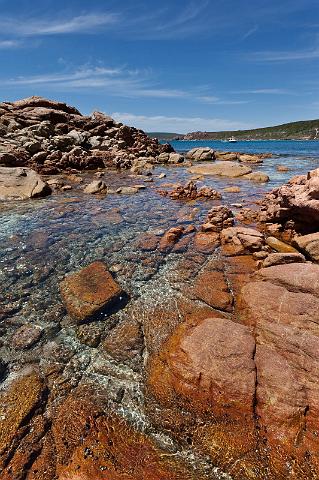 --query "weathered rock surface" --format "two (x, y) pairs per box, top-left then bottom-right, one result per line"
(0, 96), (173, 173)
(192, 231), (220, 254)
(148, 316), (256, 414)
(293, 232), (319, 261)
(215, 151), (238, 161)
(189, 161), (252, 178)
(60, 261), (124, 323)
(238, 153), (264, 163)
(201, 205), (234, 232)
(0, 166), (51, 200)
(159, 180), (221, 200)
(244, 171), (269, 182)
(159, 226), (184, 253)
(237, 262), (319, 477)
(84, 179), (107, 194)
(259, 167), (319, 230)
(265, 236), (299, 253)
(221, 226), (264, 255)
(186, 147), (215, 161)
(262, 252), (306, 267)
